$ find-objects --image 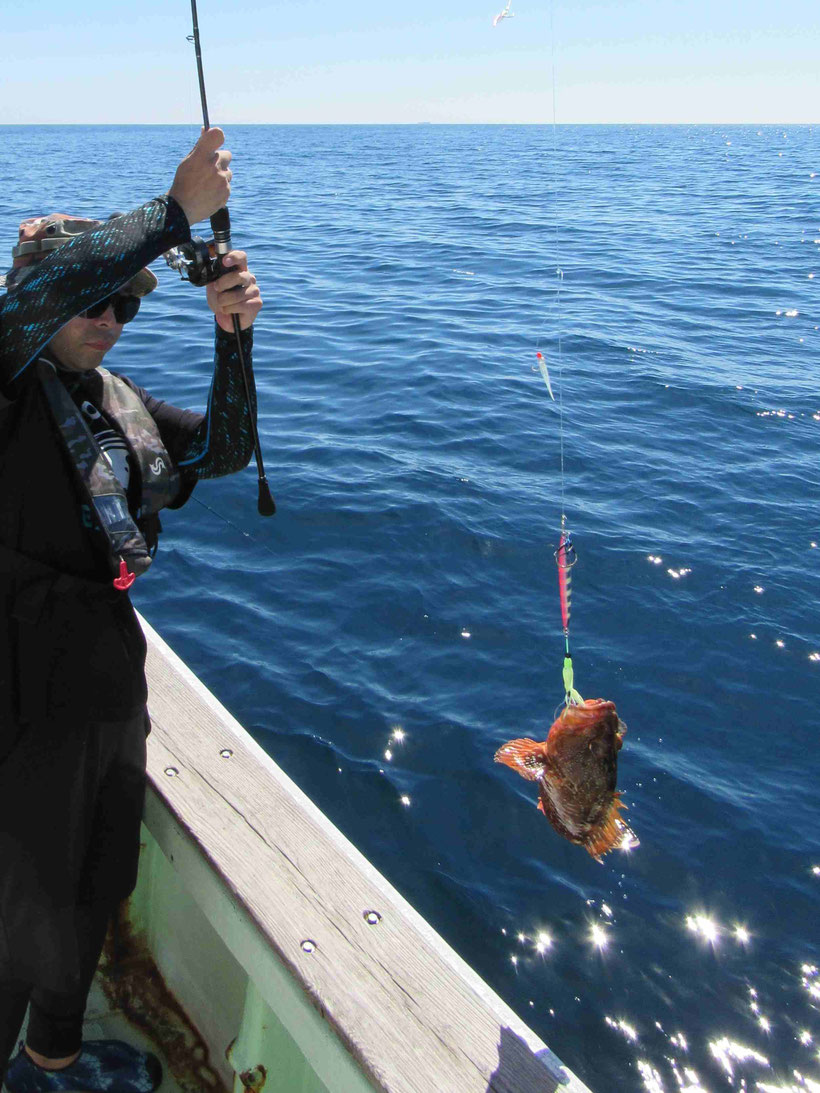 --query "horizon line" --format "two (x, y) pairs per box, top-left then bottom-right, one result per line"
(1, 120), (816, 127)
